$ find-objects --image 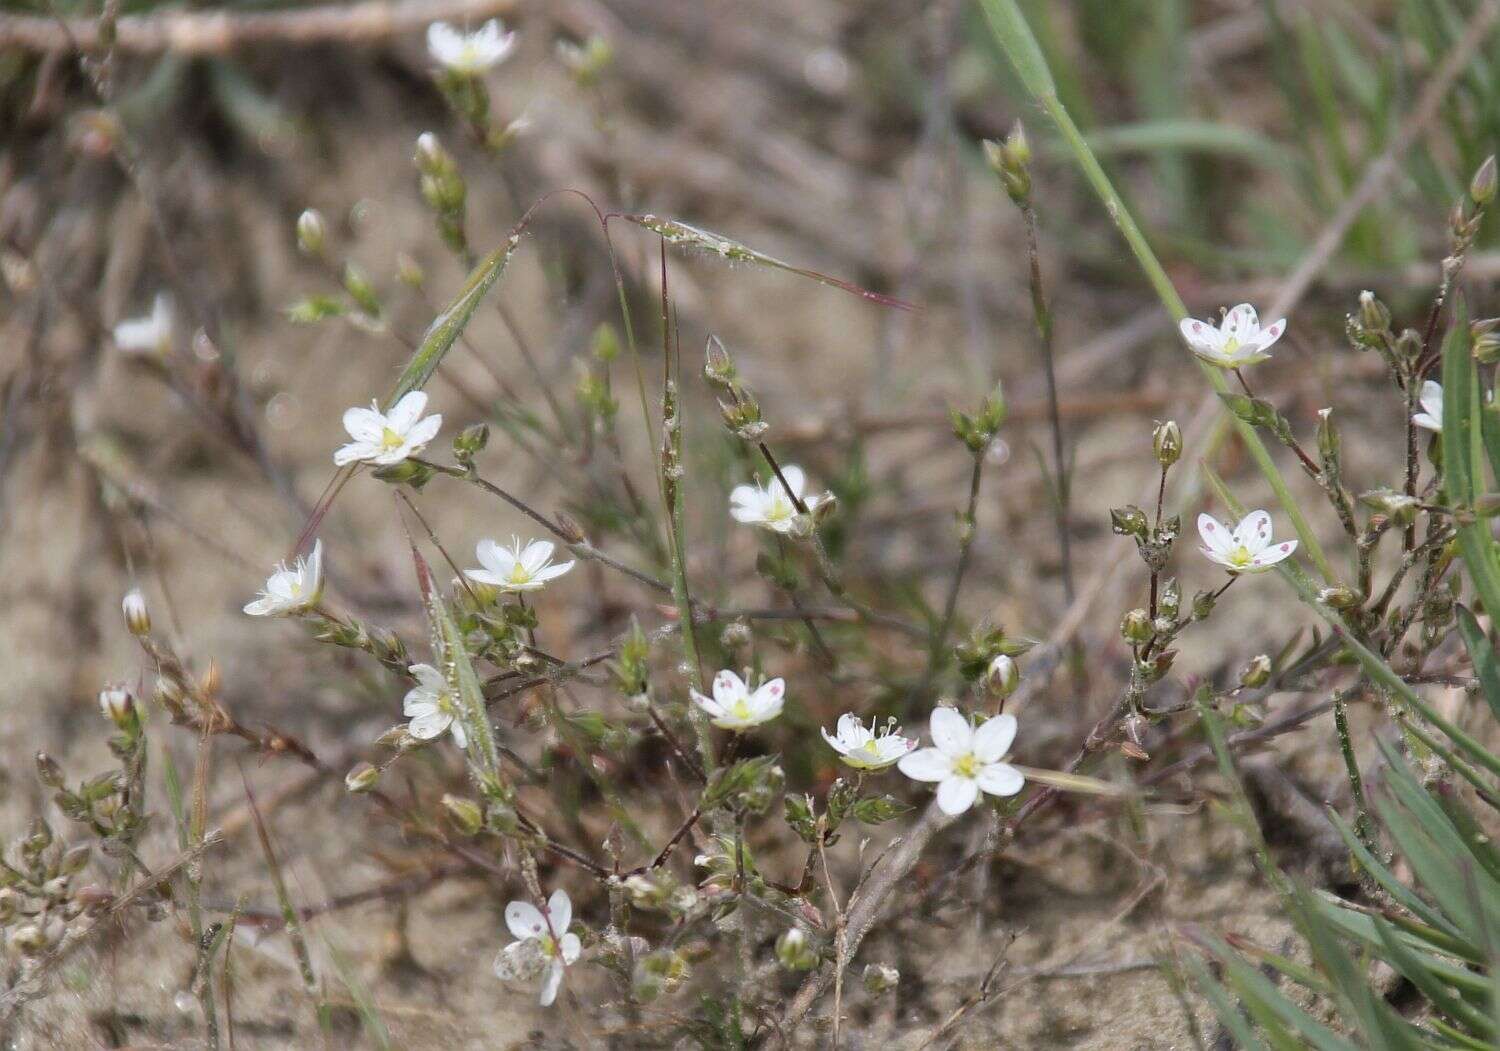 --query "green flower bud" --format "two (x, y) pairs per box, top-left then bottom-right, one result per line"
(442, 794), (484, 836)
(775, 928), (818, 971)
(985, 654), (1020, 698)
(1239, 654), (1271, 688)
(344, 762), (380, 794)
(35, 752), (63, 790)
(122, 588), (151, 638)
(1152, 419), (1182, 467)
(1357, 290), (1390, 333)
(296, 209), (327, 257)
(863, 963), (900, 994)
(1470, 154), (1496, 206)
(1121, 608), (1153, 645)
